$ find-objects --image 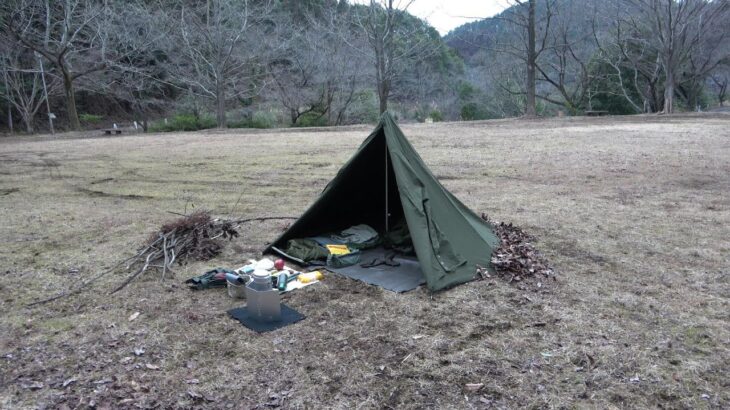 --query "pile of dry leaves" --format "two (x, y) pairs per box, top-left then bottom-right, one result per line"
(481, 214), (555, 283)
